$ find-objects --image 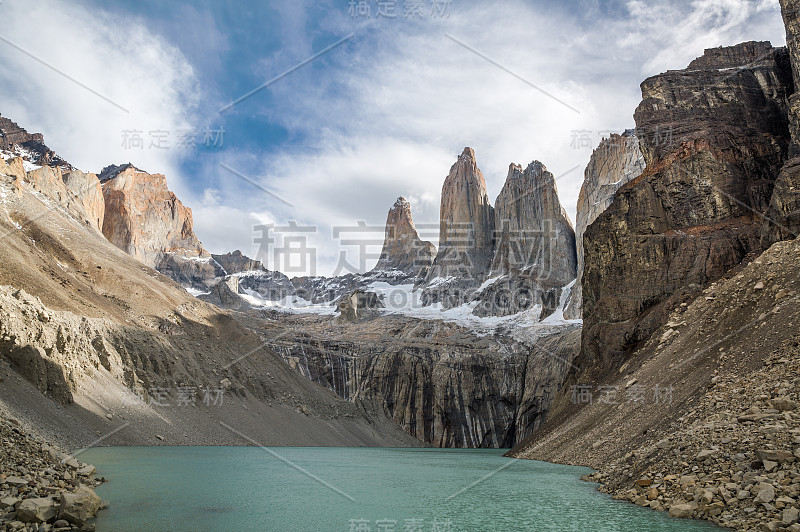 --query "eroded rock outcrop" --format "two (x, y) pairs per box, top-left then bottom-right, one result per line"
(564, 132), (645, 319)
(101, 165), (219, 289)
(212, 250), (264, 275)
(336, 290), (383, 321)
(372, 197), (436, 279)
(422, 148), (495, 306)
(581, 41), (793, 371)
(0, 157), (104, 234)
(62, 170), (105, 233)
